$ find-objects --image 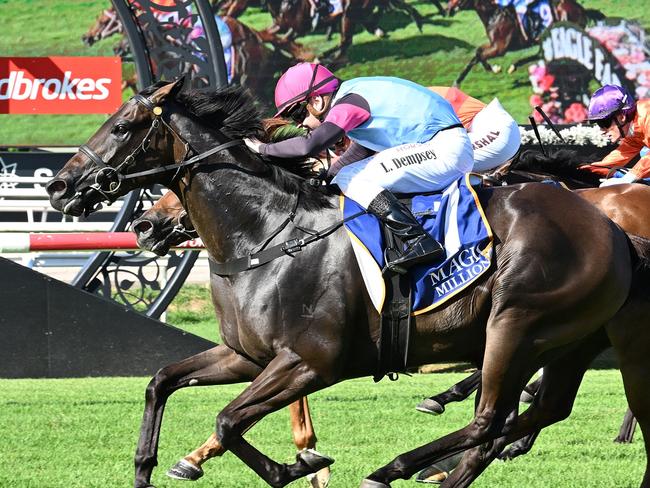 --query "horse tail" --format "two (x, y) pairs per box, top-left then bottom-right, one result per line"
(628, 234), (650, 278)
